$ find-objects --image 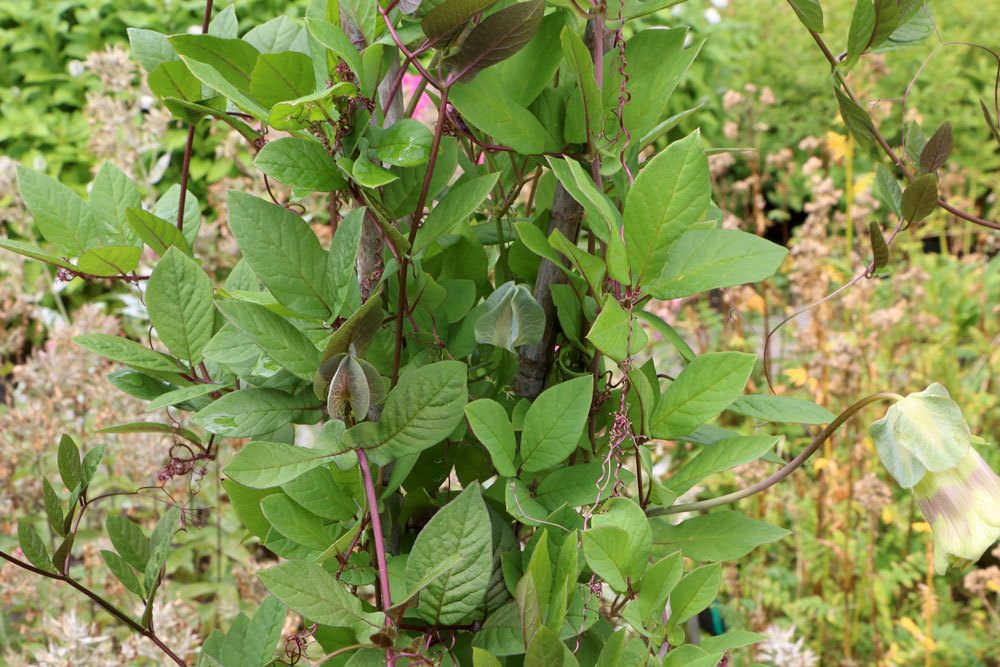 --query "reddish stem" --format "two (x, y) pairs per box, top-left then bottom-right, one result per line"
(357, 449), (395, 665)
(175, 0), (214, 232)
